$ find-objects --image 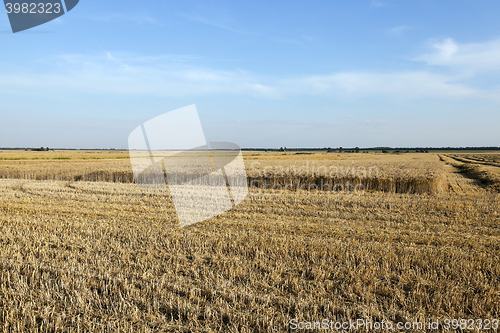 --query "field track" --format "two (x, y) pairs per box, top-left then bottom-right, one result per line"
(440, 154), (500, 192)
